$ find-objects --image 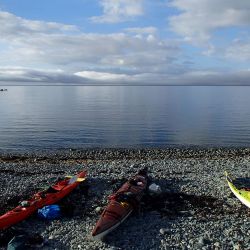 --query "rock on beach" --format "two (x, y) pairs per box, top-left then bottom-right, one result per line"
(0, 148), (250, 249)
